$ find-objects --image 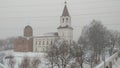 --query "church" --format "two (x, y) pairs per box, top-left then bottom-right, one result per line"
(14, 2), (73, 52)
